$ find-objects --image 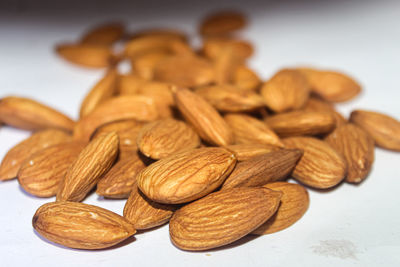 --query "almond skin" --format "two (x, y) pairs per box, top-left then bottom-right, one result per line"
(96, 153), (147, 199)
(283, 137), (347, 189)
(350, 110), (400, 151)
(225, 113), (283, 147)
(199, 11), (246, 36)
(131, 51), (170, 80)
(80, 22), (125, 46)
(233, 65), (261, 91)
(225, 144), (281, 161)
(0, 96), (75, 132)
(57, 132), (119, 202)
(261, 69), (310, 113)
(117, 74), (147, 95)
(18, 141), (85, 197)
(253, 182), (309, 235)
(325, 123), (375, 183)
(137, 147), (236, 204)
(33, 201), (136, 250)
(221, 149), (303, 190)
(169, 187), (281, 251)
(302, 96), (347, 127)
(136, 119), (200, 159)
(136, 82), (175, 118)
(174, 88), (234, 146)
(202, 38), (253, 61)
(265, 111), (336, 137)
(0, 129), (71, 181)
(123, 184), (177, 230)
